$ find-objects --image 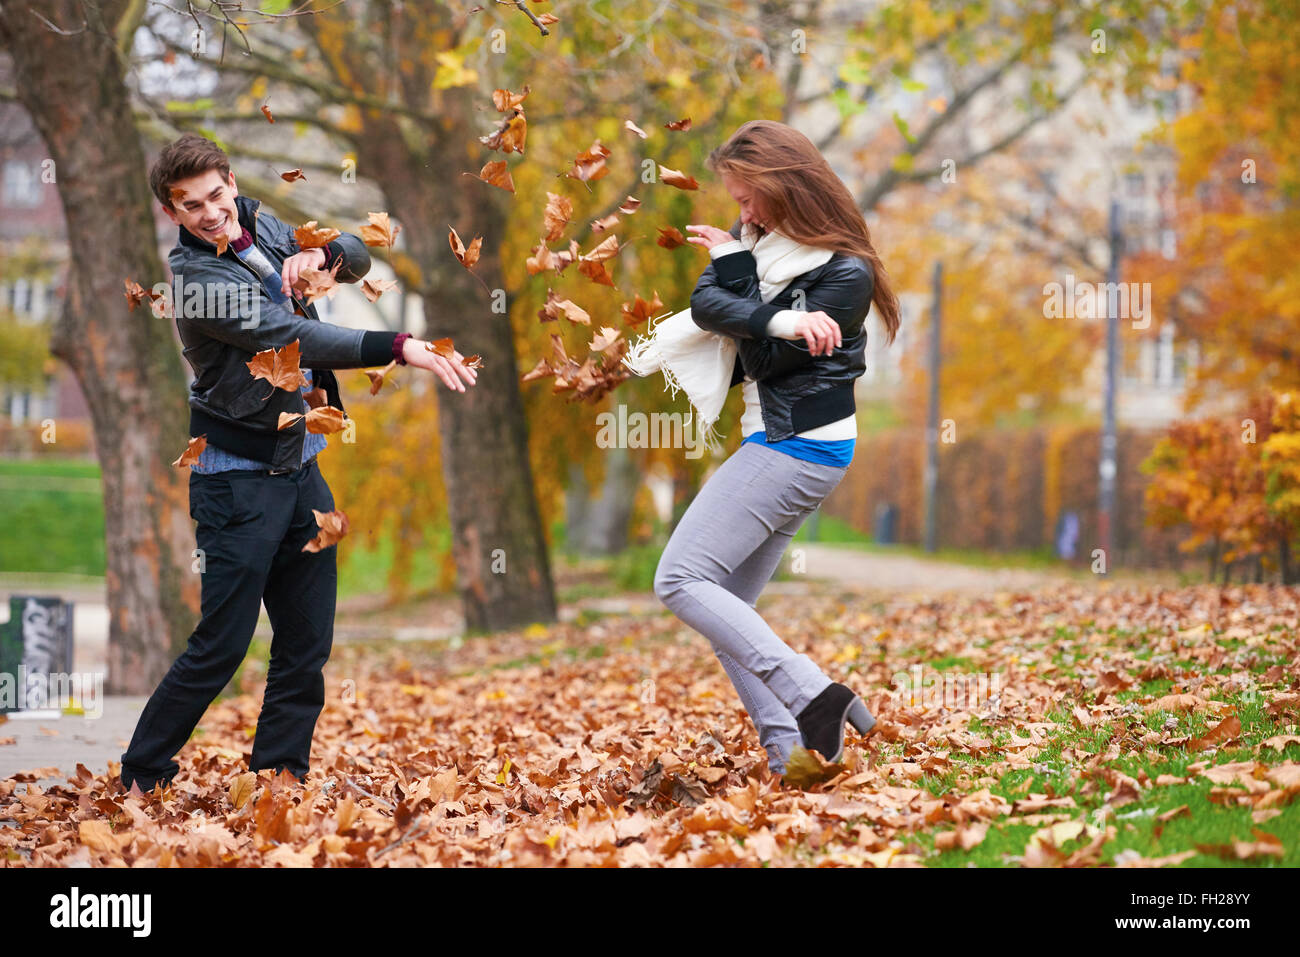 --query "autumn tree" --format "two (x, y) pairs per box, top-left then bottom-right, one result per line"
(0, 0), (198, 692)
